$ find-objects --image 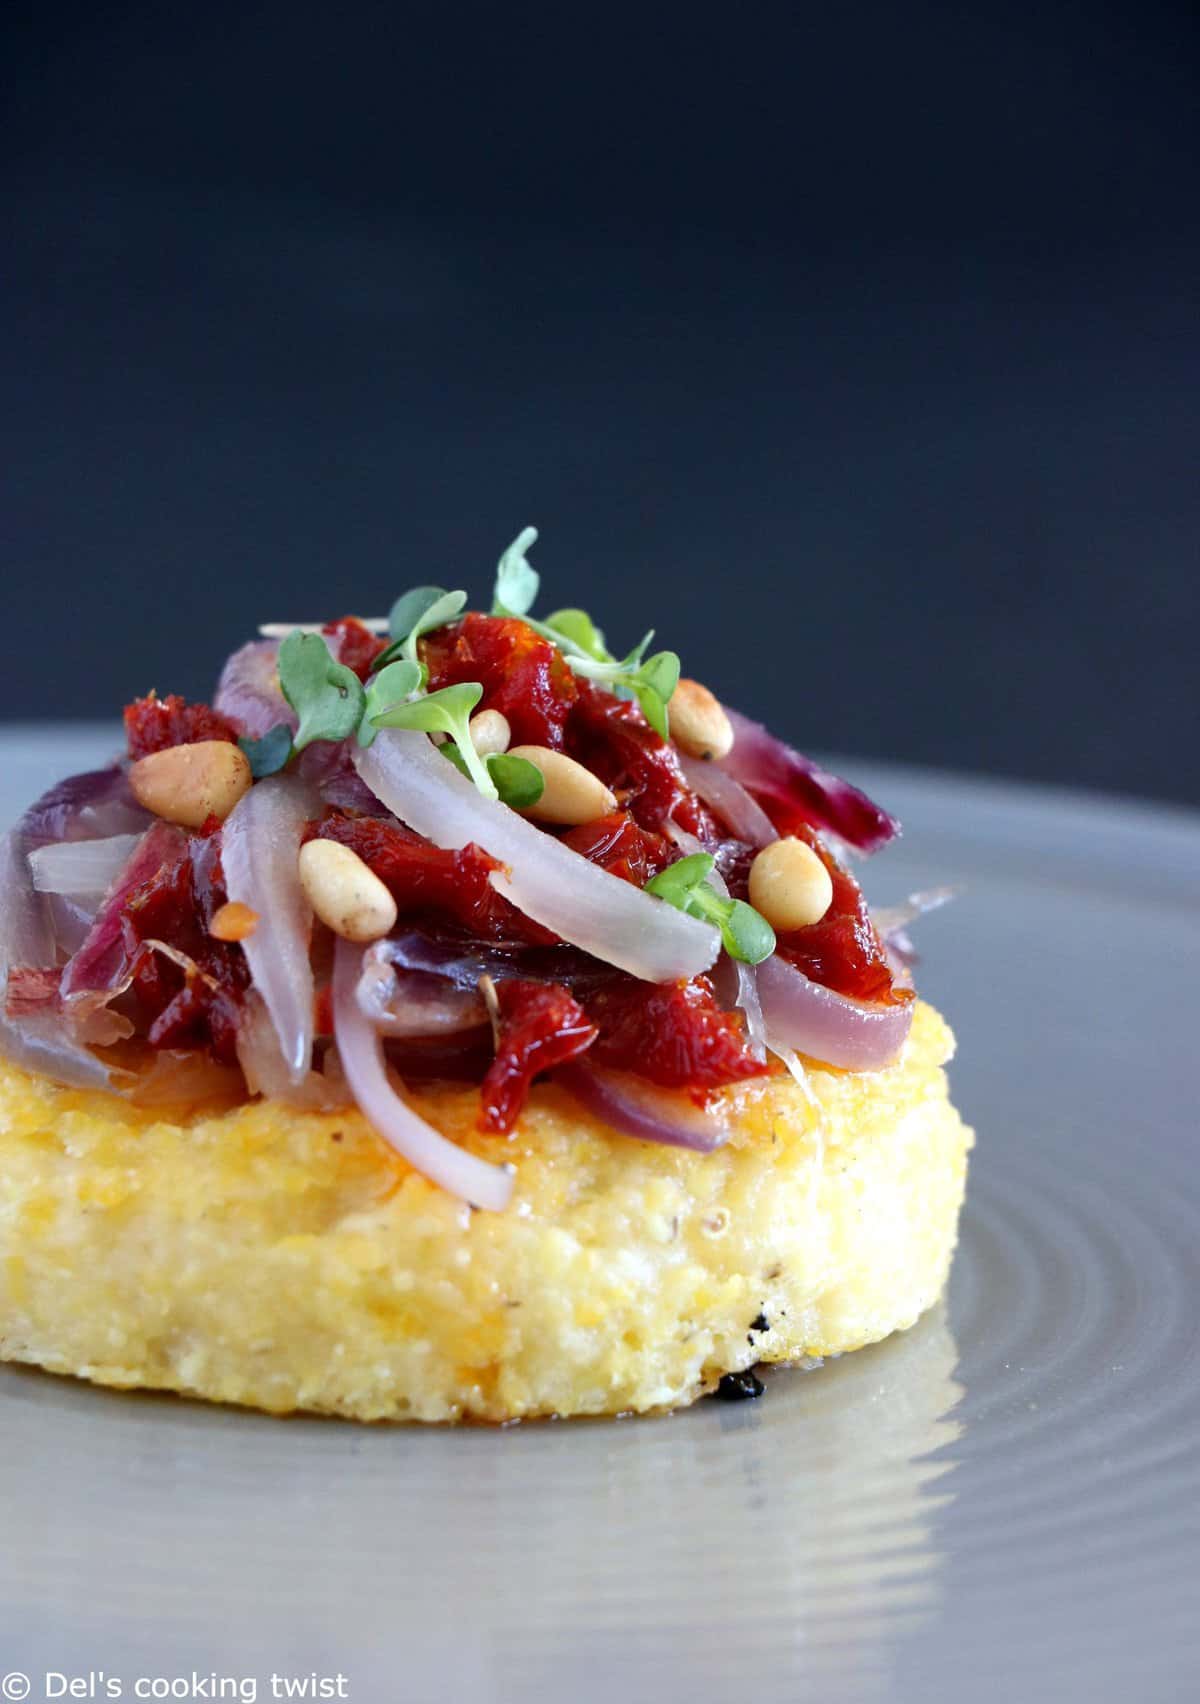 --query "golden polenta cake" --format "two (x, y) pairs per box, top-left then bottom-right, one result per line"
(0, 528), (969, 1420)
(0, 1005), (969, 1421)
